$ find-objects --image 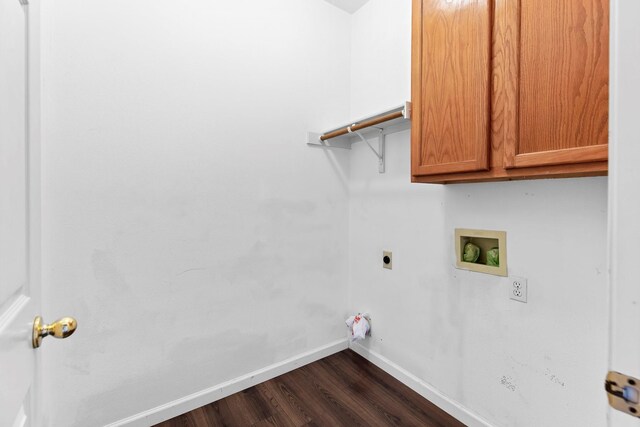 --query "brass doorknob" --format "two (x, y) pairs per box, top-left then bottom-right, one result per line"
(32, 316), (77, 348)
